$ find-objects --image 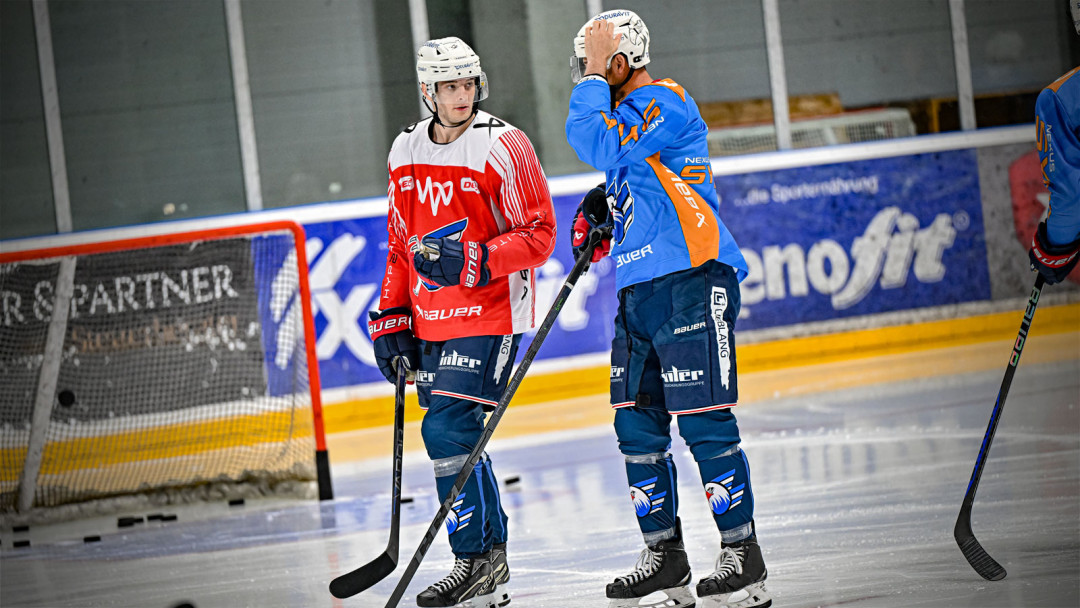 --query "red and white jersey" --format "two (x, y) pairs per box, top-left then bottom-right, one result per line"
(379, 111), (556, 341)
